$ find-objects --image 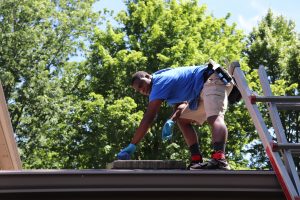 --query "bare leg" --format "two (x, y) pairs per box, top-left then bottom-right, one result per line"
(187, 115), (230, 170)
(206, 115), (228, 145)
(177, 118), (198, 146)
